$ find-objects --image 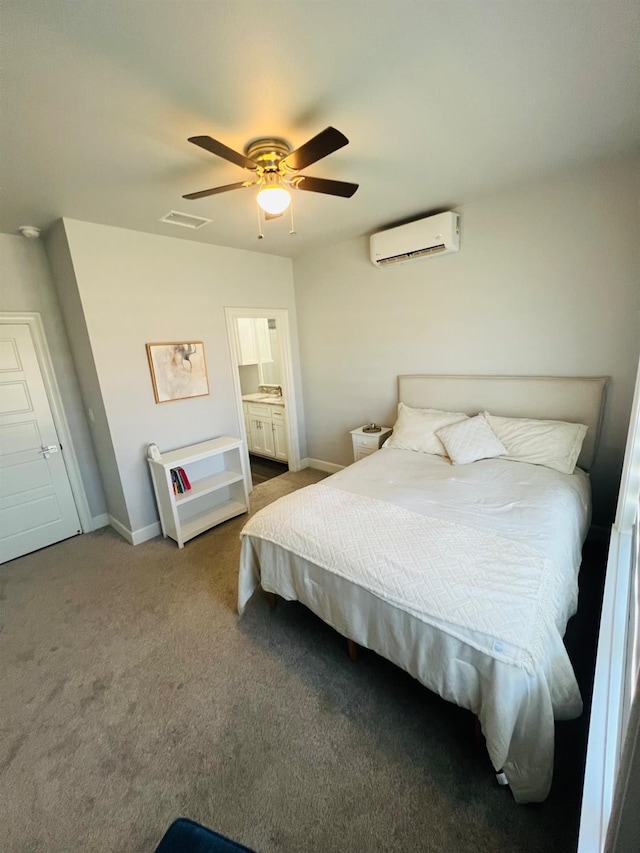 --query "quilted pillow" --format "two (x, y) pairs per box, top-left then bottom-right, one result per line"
(435, 414), (507, 465)
(385, 403), (468, 456)
(484, 412), (588, 474)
